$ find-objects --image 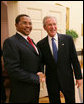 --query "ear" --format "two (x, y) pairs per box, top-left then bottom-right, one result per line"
(43, 26), (46, 31)
(15, 23), (18, 30)
(15, 23), (18, 27)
